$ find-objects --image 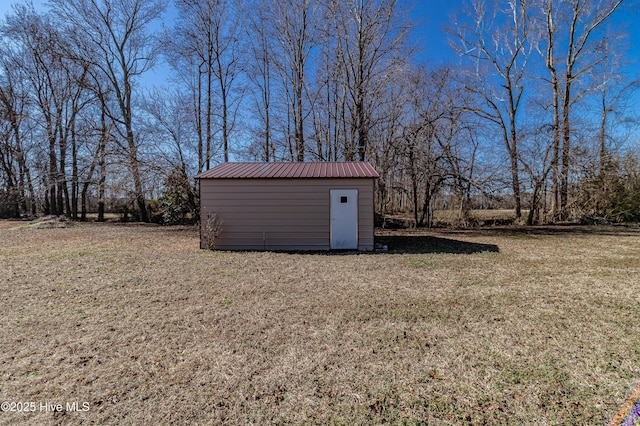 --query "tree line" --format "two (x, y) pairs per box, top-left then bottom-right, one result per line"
(0, 0), (638, 225)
